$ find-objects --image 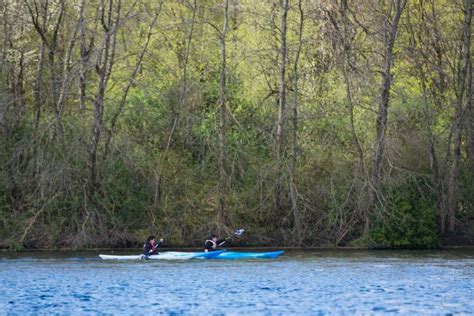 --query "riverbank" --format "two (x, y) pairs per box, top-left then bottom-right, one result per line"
(2, 221), (473, 251)
(2, 245), (474, 253)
